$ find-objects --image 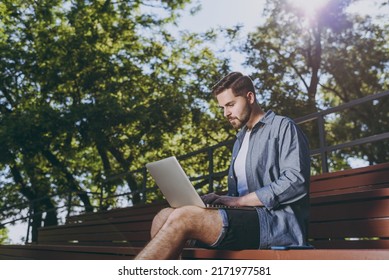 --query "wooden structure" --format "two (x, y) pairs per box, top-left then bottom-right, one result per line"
(1, 162), (389, 259)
